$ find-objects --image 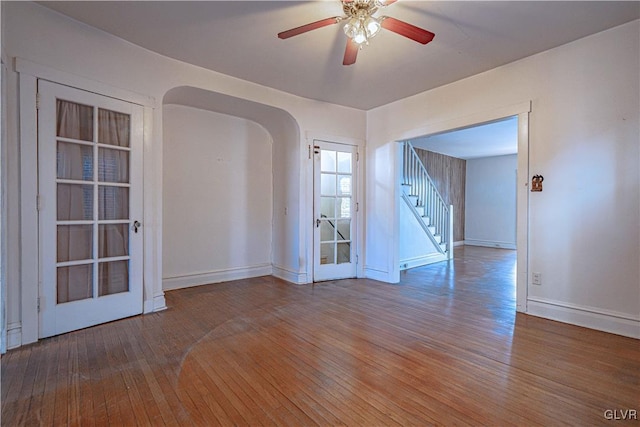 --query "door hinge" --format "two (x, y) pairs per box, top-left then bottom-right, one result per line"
(36, 92), (41, 110)
(36, 195), (43, 211)
(356, 152), (359, 162)
(37, 297), (41, 313)
(356, 255), (359, 265)
(308, 145), (311, 159)
(356, 202), (359, 212)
